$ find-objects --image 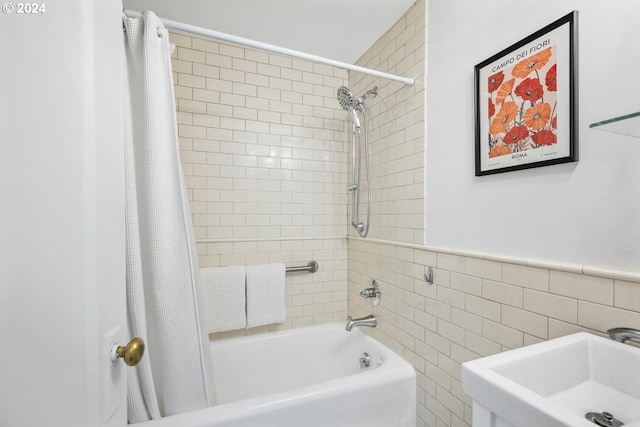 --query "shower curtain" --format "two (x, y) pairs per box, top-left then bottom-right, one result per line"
(122, 11), (216, 423)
